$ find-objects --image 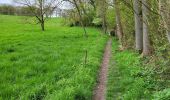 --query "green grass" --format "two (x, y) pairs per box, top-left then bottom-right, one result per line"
(0, 15), (108, 100)
(107, 39), (152, 100)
